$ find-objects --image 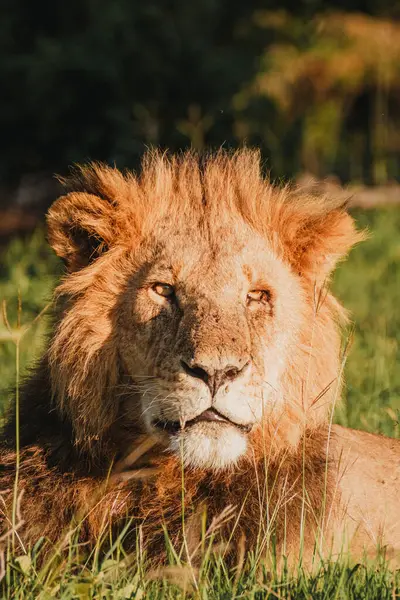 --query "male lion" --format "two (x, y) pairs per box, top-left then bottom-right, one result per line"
(1, 149), (400, 567)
